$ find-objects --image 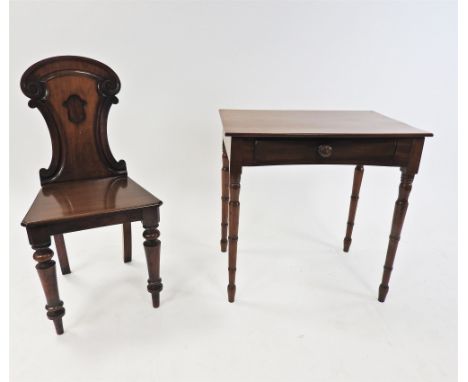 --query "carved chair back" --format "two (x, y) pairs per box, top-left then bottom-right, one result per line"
(21, 56), (127, 185)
